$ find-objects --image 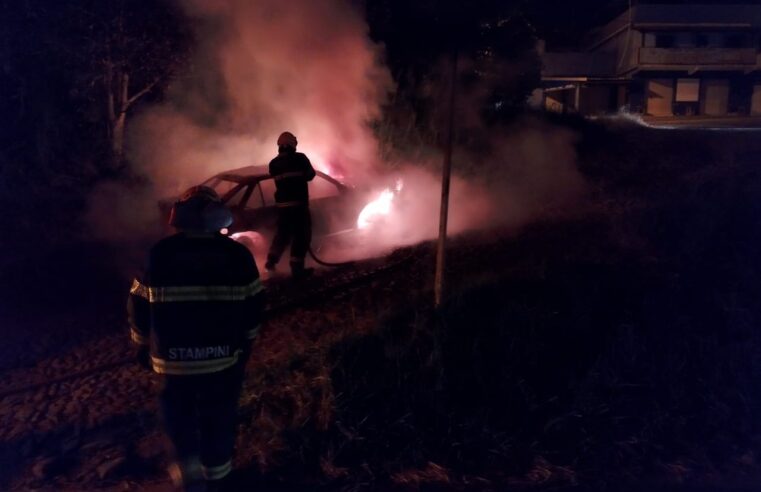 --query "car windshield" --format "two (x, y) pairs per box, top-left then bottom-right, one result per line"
(202, 177), (240, 198)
